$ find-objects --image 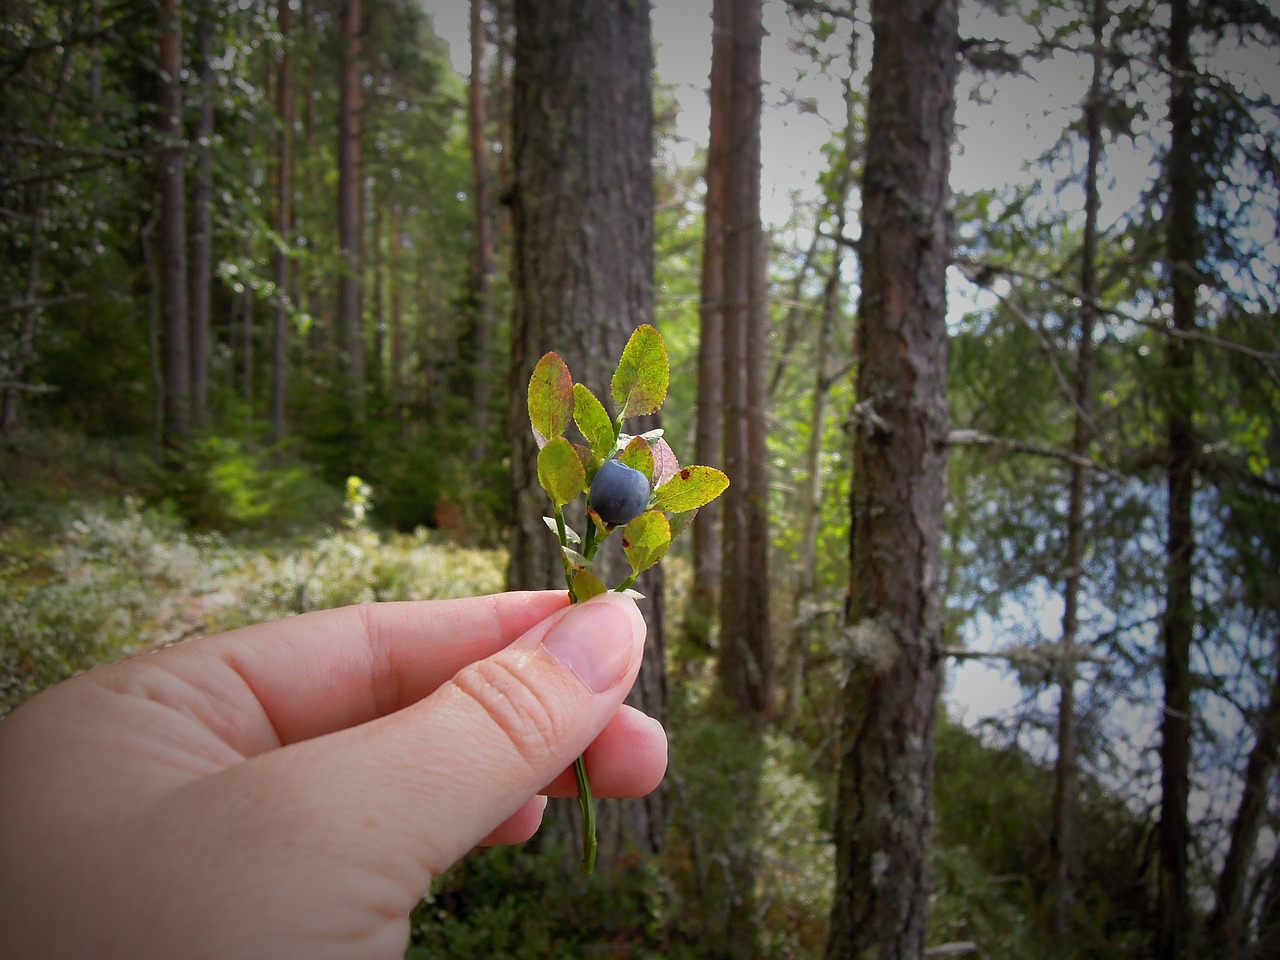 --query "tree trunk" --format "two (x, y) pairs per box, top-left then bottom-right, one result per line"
(0, 5), (80, 433)
(190, 0), (215, 427)
(271, 0), (293, 443)
(1157, 1), (1199, 956)
(158, 0), (191, 449)
(389, 202), (405, 412)
(824, 1), (958, 958)
(688, 0), (729, 648)
(716, 0), (771, 720)
(506, 0), (663, 863)
(1049, 0), (1105, 945)
(467, 0), (495, 445)
(337, 0), (365, 418)
(1206, 645), (1280, 957)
